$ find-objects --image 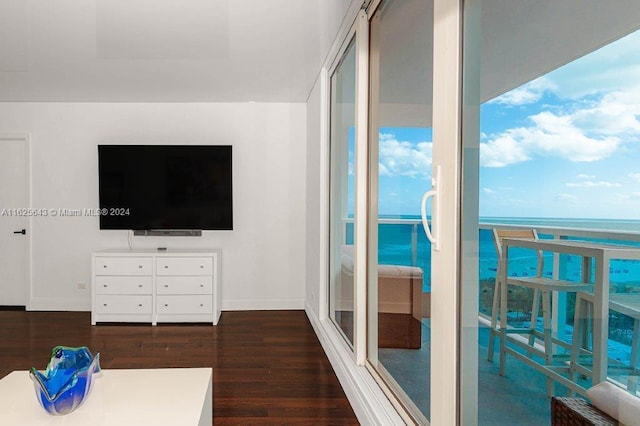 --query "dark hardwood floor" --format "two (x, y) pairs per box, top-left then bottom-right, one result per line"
(0, 309), (359, 425)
